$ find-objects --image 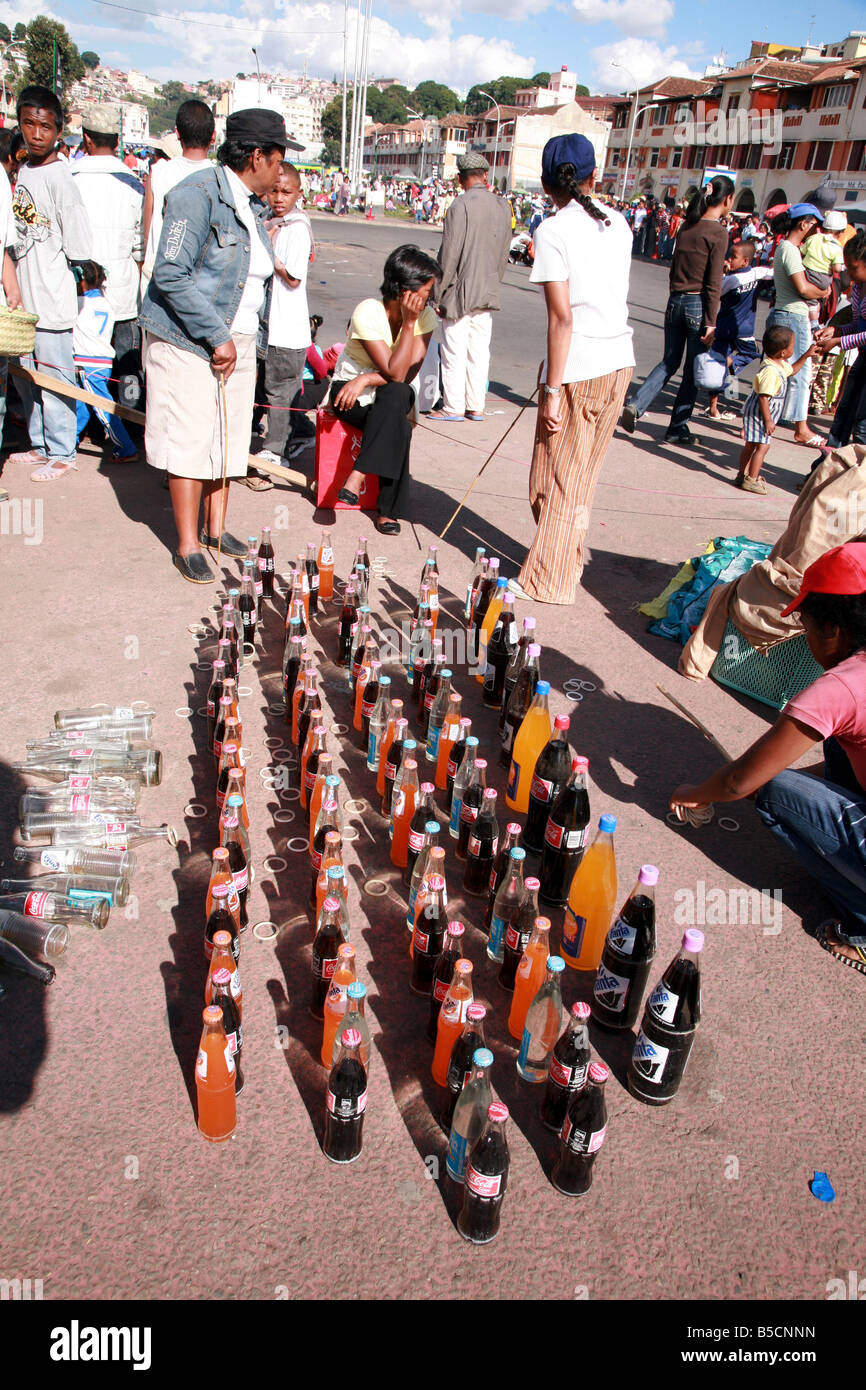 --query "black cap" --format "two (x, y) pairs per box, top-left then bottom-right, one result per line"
(226, 107), (287, 149)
